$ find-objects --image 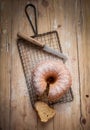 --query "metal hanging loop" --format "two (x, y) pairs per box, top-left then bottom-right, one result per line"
(25, 4), (38, 35)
